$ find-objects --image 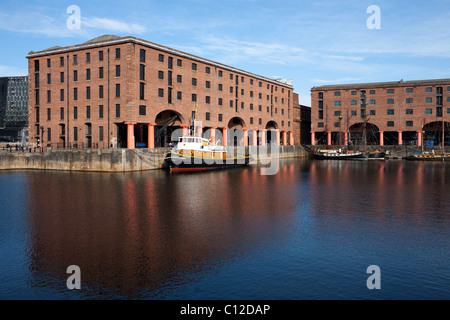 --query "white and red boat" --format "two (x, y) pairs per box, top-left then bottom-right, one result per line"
(164, 136), (252, 173)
